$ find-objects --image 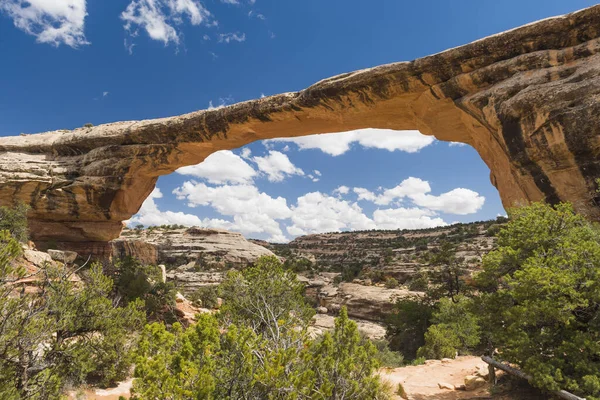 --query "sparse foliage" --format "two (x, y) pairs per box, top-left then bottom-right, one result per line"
(0, 203), (29, 242)
(0, 242), (145, 398)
